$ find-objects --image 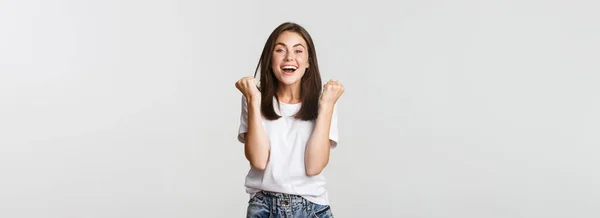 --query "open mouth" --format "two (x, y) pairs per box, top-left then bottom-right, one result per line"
(281, 65), (297, 74)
